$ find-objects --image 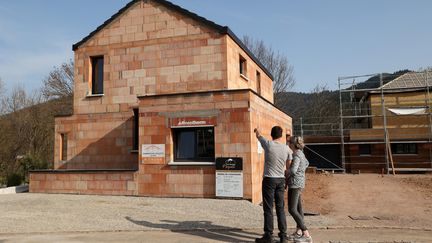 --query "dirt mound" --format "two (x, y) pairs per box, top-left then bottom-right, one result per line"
(300, 173), (432, 228)
(303, 173), (333, 215)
